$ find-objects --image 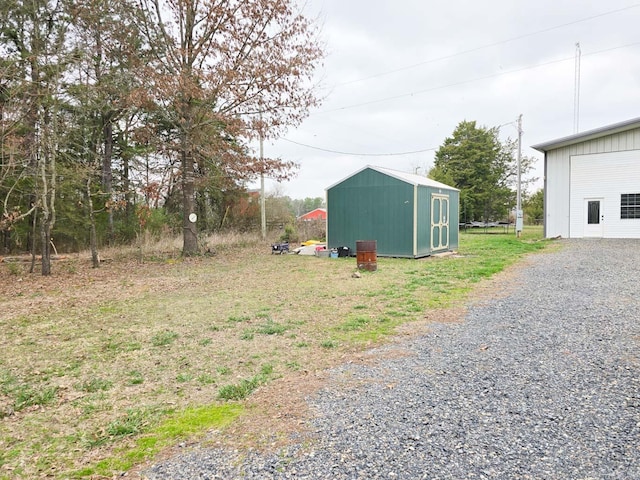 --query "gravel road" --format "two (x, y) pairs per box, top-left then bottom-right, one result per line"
(145, 239), (640, 479)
